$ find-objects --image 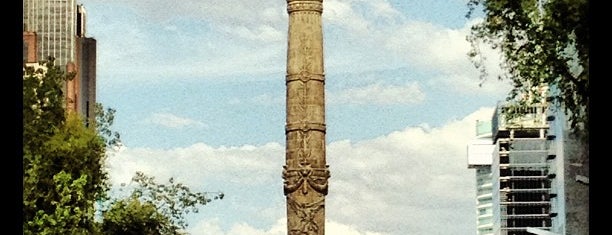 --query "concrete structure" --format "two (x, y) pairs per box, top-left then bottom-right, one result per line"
(467, 120), (495, 235)
(491, 101), (554, 235)
(544, 105), (589, 235)
(282, 0), (330, 234)
(75, 36), (97, 125)
(23, 1), (96, 125)
(473, 88), (589, 235)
